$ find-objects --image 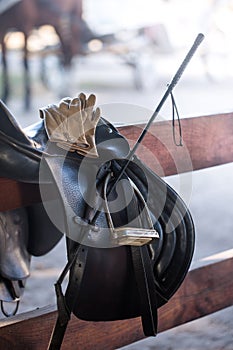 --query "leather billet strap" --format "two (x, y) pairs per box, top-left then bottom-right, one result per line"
(47, 244), (88, 350)
(131, 245), (158, 336)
